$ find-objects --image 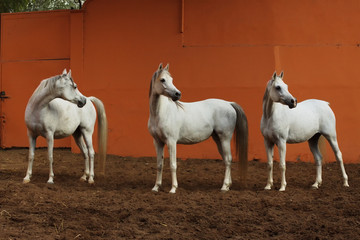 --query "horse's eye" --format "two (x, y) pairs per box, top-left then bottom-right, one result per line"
(275, 86), (281, 91)
(160, 78), (165, 83)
